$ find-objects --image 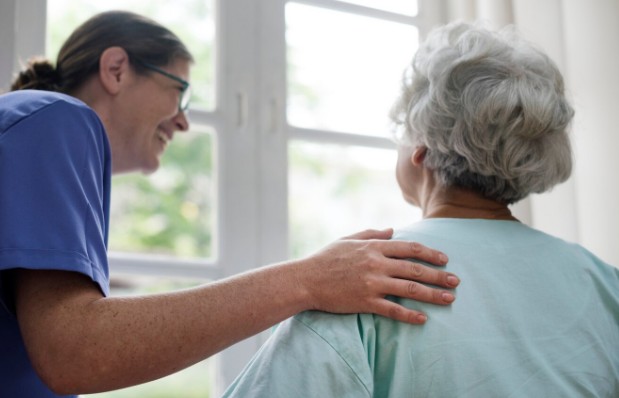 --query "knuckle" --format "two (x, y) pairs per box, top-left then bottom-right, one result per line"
(361, 275), (380, 292)
(362, 276), (378, 292)
(368, 262), (381, 274)
(409, 262), (424, 279)
(364, 253), (383, 271)
(387, 305), (403, 320)
(406, 281), (421, 297)
(410, 242), (422, 255)
(432, 288), (444, 303)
